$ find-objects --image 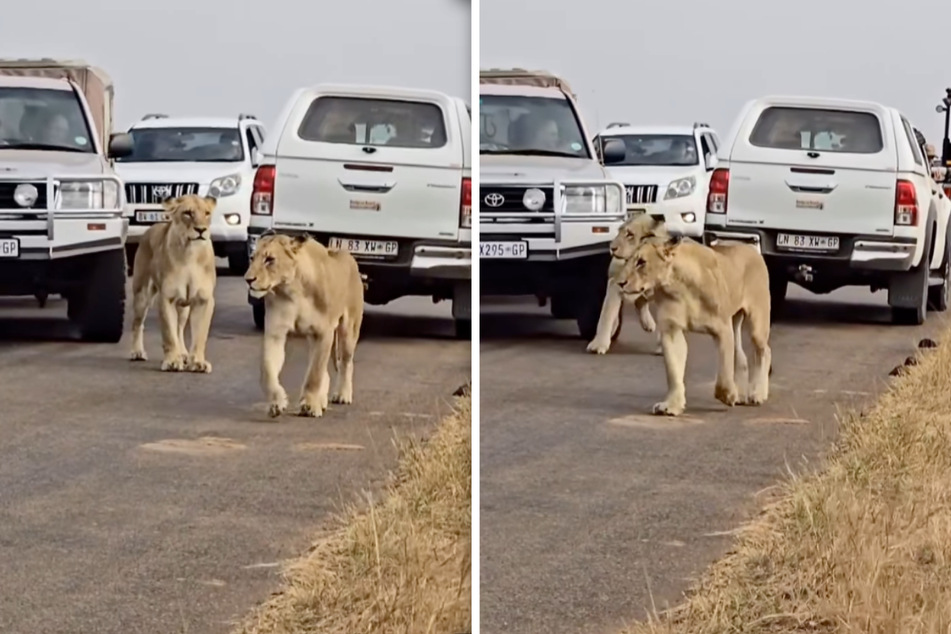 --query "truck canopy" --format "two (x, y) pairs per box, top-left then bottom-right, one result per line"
(479, 68), (575, 100)
(0, 58), (113, 150)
